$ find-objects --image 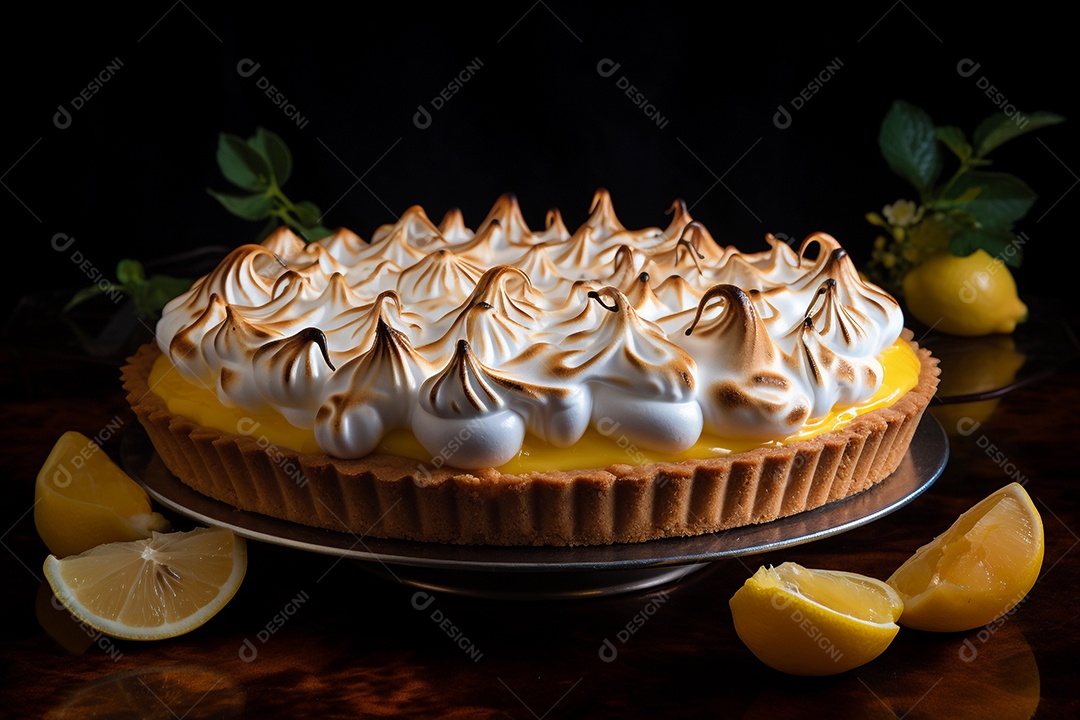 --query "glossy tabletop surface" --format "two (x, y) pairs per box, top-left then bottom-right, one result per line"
(2, 303), (1078, 719)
